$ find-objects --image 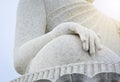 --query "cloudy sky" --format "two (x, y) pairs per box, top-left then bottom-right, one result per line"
(0, 0), (120, 82)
